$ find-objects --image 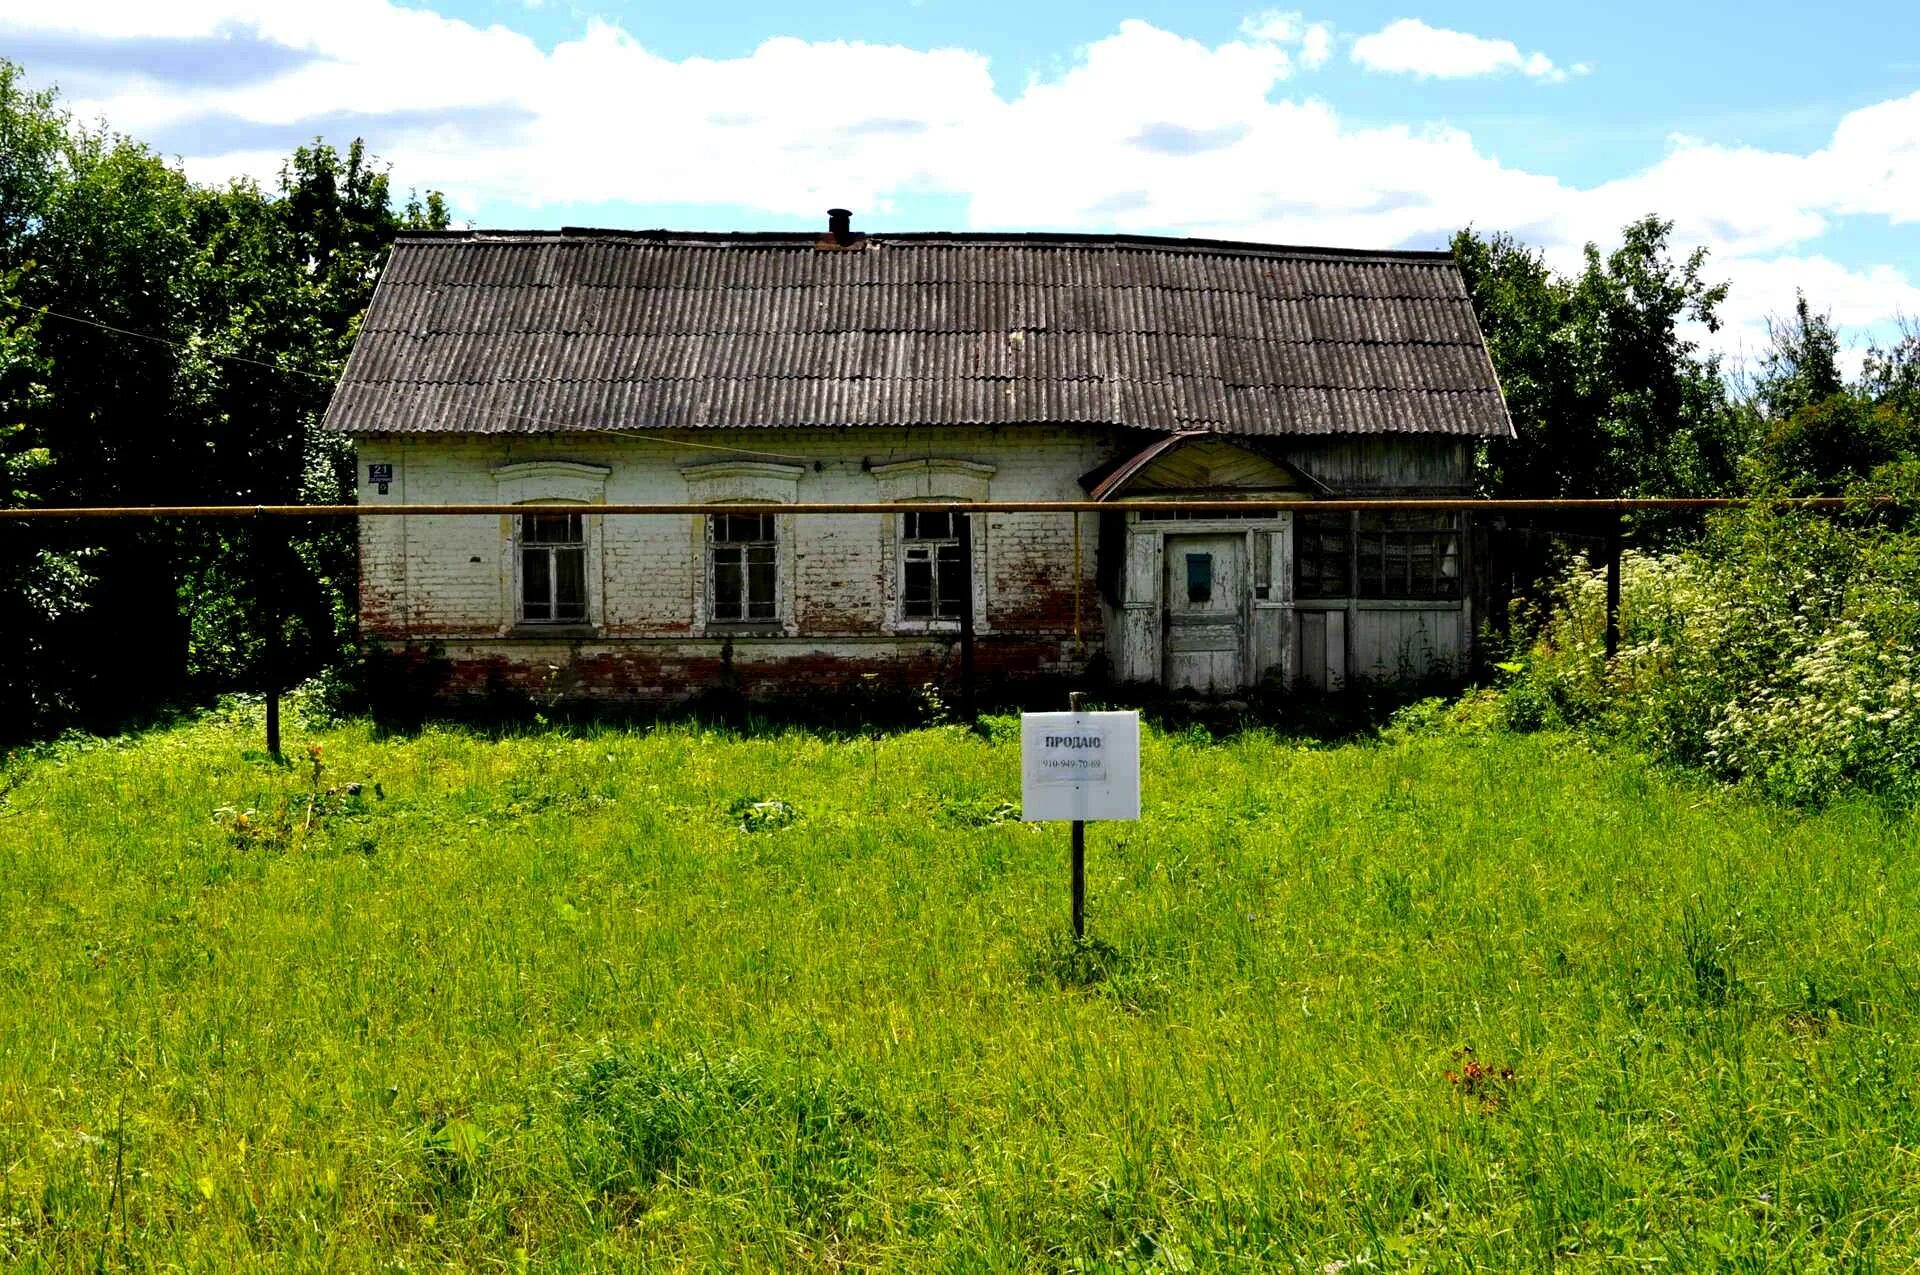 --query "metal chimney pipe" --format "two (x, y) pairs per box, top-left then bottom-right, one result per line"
(827, 208), (852, 244)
